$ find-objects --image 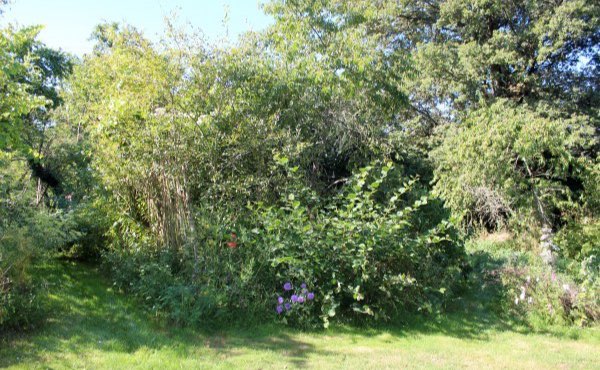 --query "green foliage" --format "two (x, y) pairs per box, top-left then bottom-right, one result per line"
(101, 206), (274, 326)
(0, 23), (76, 331)
(96, 160), (465, 328)
(60, 22), (453, 327)
(467, 237), (599, 328)
(409, 0), (600, 119)
(56, 2), (598, 329)
(0, 230), (41, 330)
(102, 248), (223, 325)
(0, 211), (79, 331)
(250, 161), (466, 326)
(0, 26), (48, 152)
(60, 201), (110, 261)
(433, 100), (597, 229)
(3, 261), (599, 369)
(555, 219), (600, 261)
(0, 153), (35, 224)
(500, 257), (599, 327)
(3, 0), (598, 333)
